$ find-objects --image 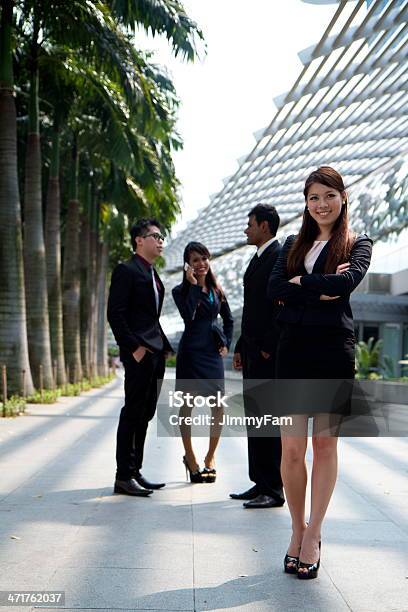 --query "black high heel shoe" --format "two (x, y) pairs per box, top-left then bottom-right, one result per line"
(183, 456), (204, 483)
(297, 541), (321, 580)
(283, 550), (300, 574)
(202, 467), (216, 483)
